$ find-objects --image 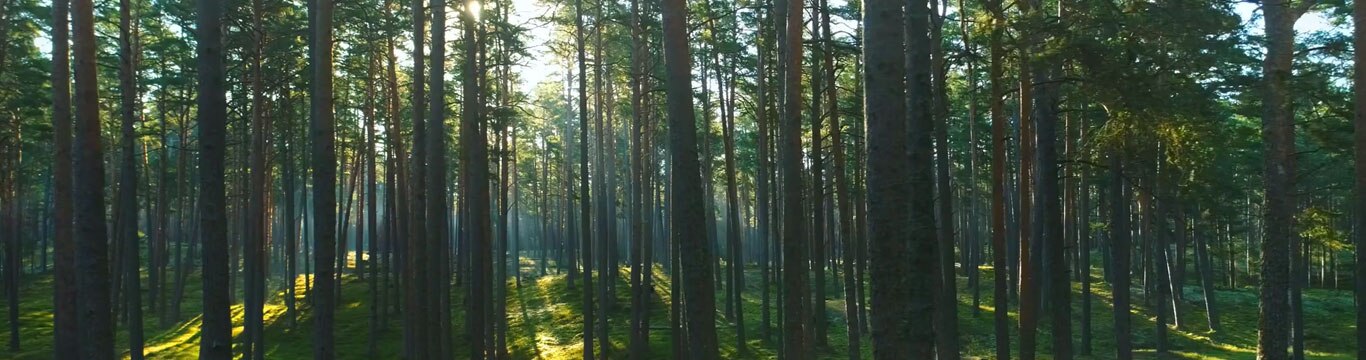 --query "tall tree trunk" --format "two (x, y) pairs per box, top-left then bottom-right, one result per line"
(383, 7), (408, 321)
(807, 2), (829, 347)
(284, 91), (299, 329)
(904, 0), (938, 355)
(771, 2), (787, 353)
(152, 68), (171, 331)
(310, 0), (337, 355)
(502, 122), (517, 360)
(336, 152), (356, 297)
(777, 0), (810, 356)
(194, 0), (229, 356)
(986, 0), (1010, 355)
(755, 1), (774, 342)
(1110, 145), (1131, 360)
(866, 0), (926, 356)
(1192, 207), (1220, 331)
(1140, 167), (1169, 355)
(829, 6), (861, 351)
(365, 36), (382, 358)
(116, 0), (143, 356)
(1023, 0), (1071, 352)
(574, 0), (596, 356)
(170, 100), (192, 324)
(628, 0), (650, 353)
(697, 25), (722, 303)
(1016, 47), (1039, 360)
(1354, 0), (1366, 354)
(661, 0), (720, 355)
(461, 0), (494, 343)
(1, 21), (21, 355)
(404, 0), (428, 352)
(1259, 0), (1305, 358)
(50, 0), (78, 354)
(928, 0), (959, 356)
(564, 65), (578, 293)
(593, 2), (612, 352)
(72, 2), (114, 345)
(1079, 164), (1093, 354)
(961, 0), (982, 318)
(721, 43), (745, 354)
(426, 0), (452, 357)
(244, 0), (268, 356)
